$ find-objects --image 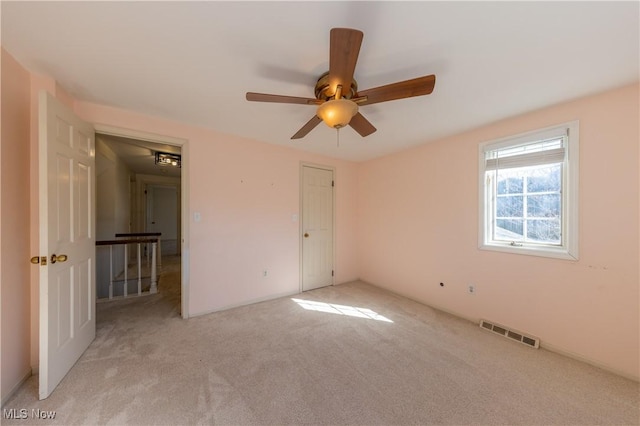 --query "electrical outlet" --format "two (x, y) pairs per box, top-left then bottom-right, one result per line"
(468, 284), (476, 295)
